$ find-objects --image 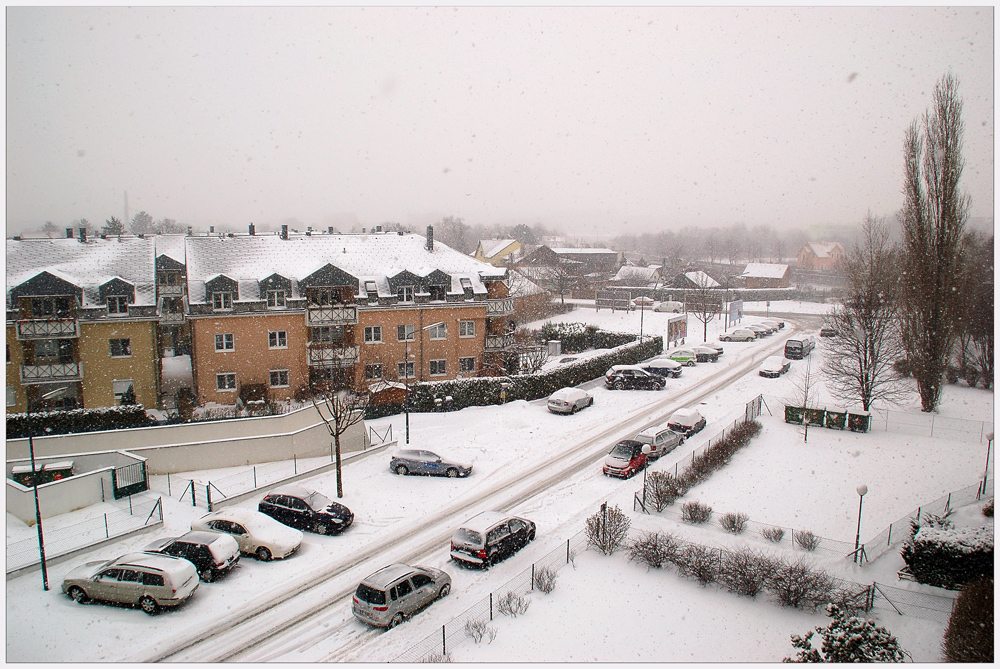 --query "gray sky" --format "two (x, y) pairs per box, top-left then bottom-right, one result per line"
(6, 6), (994, 238)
